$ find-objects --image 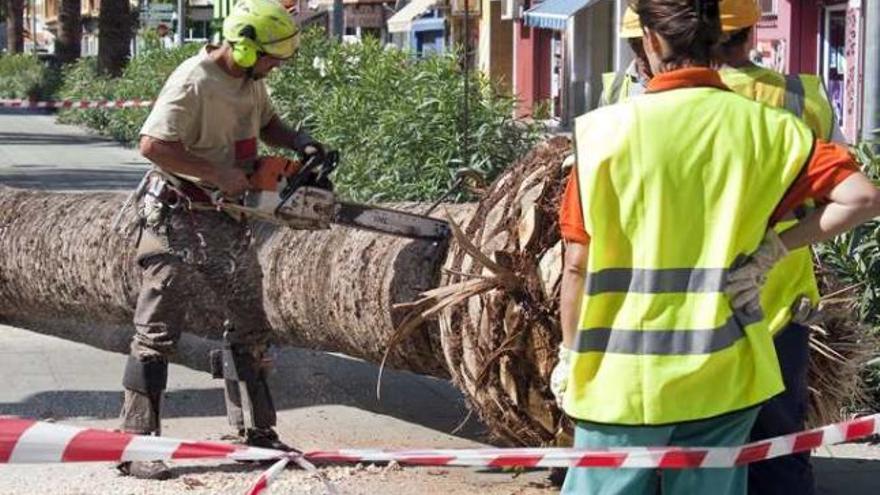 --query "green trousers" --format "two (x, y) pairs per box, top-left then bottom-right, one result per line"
(562, 407), (759, 495)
